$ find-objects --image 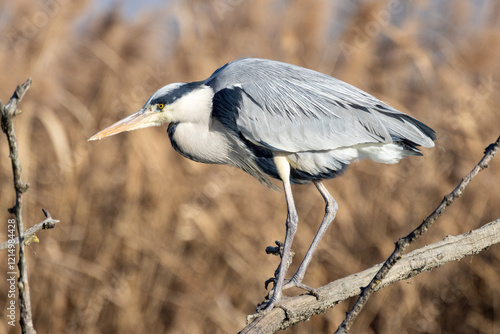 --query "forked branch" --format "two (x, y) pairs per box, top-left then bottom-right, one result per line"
(336, 135), (499, 333)
(240, 219), (500, 333)
(1, 79), (36, 334)
(0, 209), (59, 251)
